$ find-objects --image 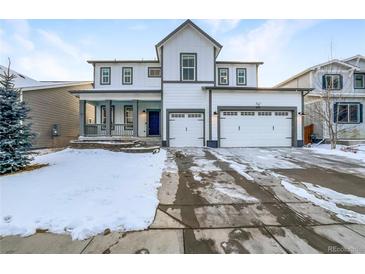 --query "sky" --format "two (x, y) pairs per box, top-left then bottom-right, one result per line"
(0, 19), (364, 86)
